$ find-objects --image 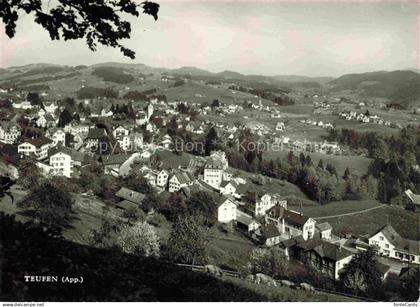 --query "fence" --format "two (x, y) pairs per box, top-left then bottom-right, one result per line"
(175, 263), (378, 302)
